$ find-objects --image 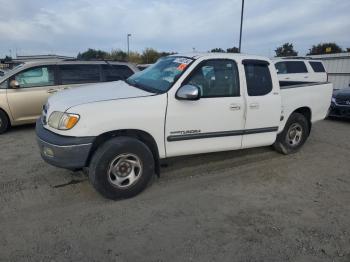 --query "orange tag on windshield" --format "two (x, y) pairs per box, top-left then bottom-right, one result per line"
(177, 63), (187, 71)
